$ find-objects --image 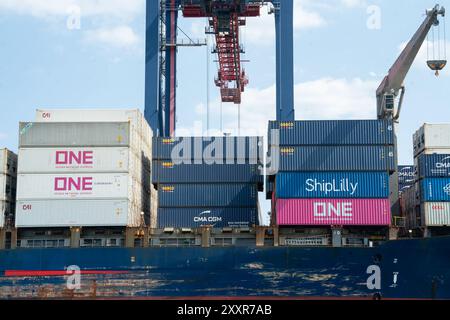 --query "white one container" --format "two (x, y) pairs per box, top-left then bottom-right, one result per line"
(414, 124), (450, 157)
(16, 109), (155, 228)
(17, 173), (130, 200)
(18, 147), (131, 173)
(16, 200), (131, 227)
